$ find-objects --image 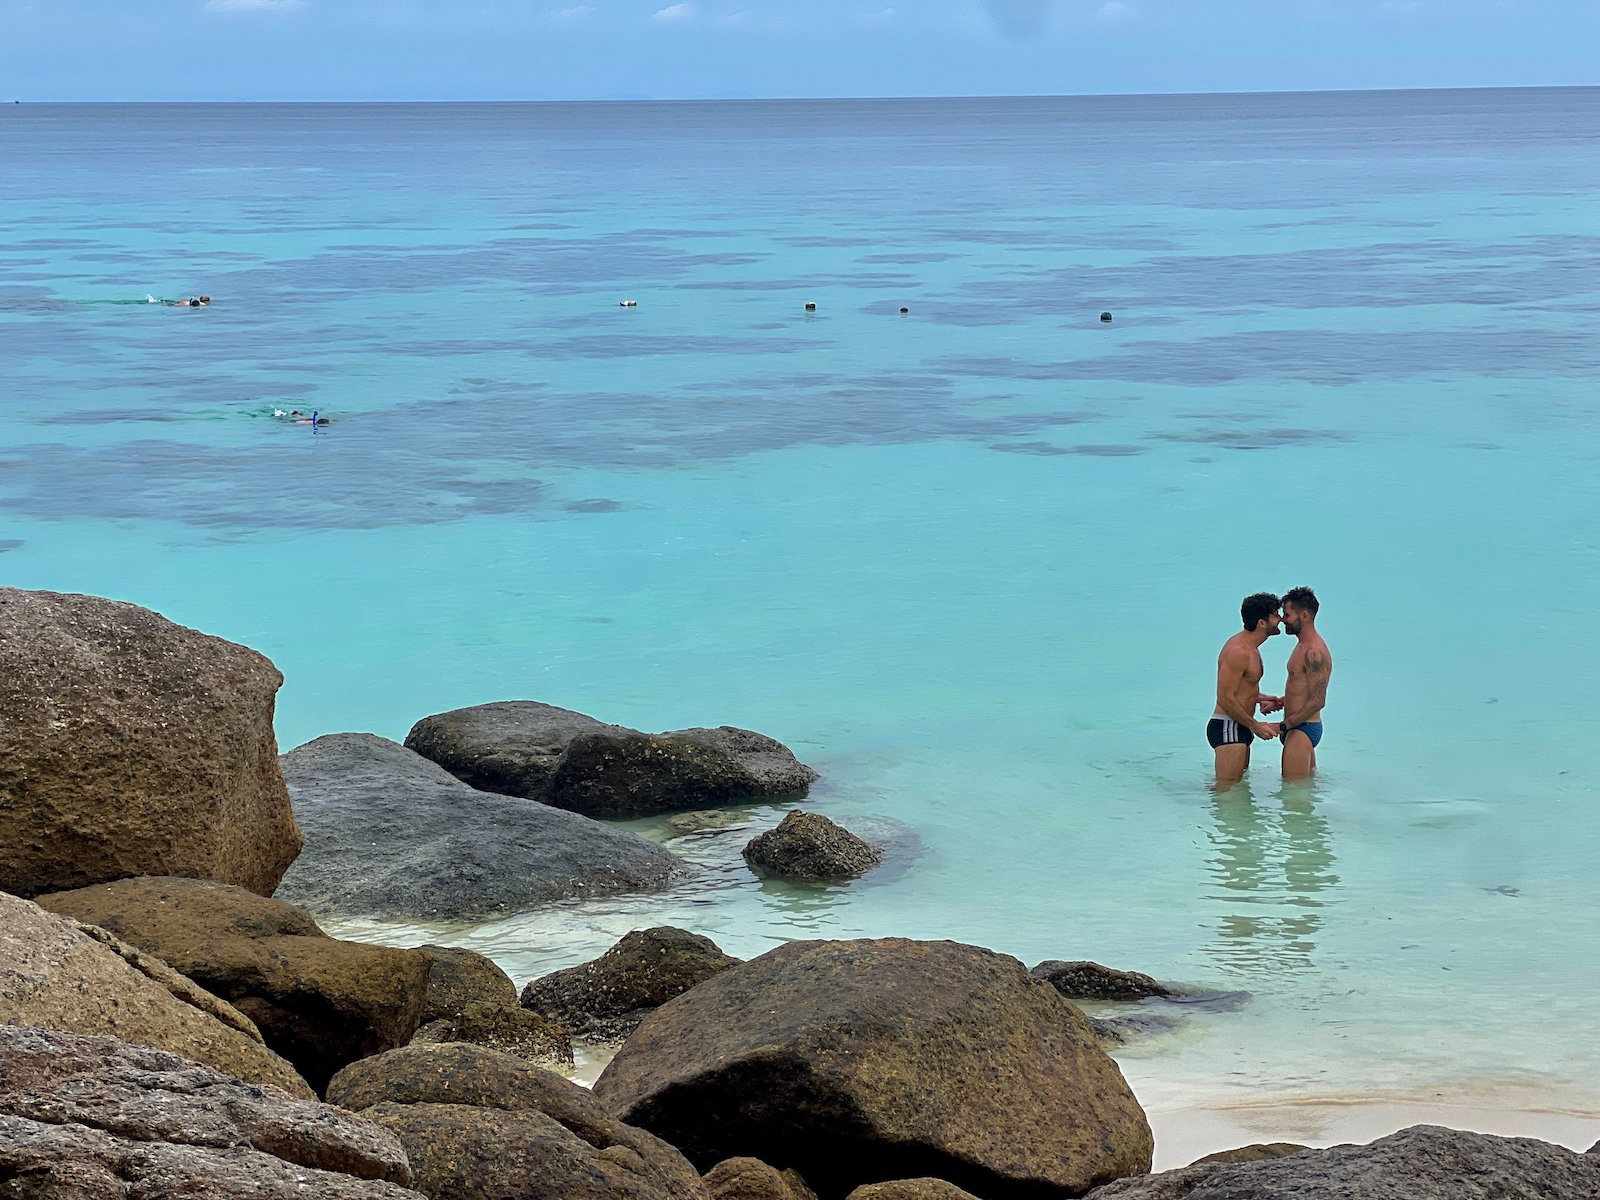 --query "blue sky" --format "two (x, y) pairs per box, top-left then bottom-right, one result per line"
(3, 0), (1596, 101)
